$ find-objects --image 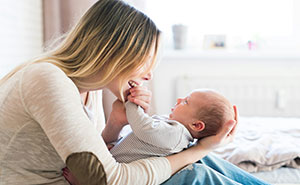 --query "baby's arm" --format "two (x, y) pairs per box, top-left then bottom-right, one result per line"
(102, 85), (152, 144)
(125, 101), (184, 150)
